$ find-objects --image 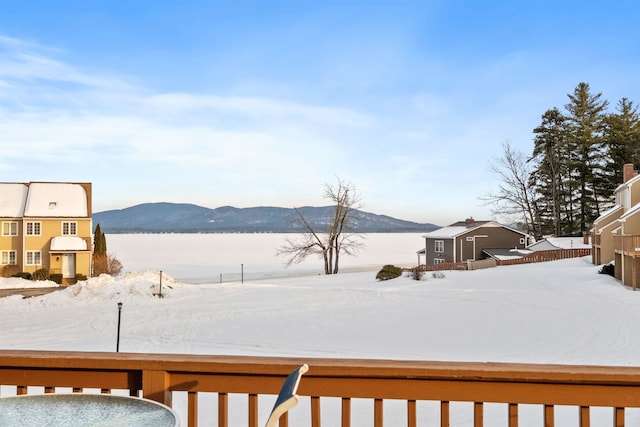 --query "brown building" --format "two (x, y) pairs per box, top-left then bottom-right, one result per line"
(417, 217), (529, 266)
